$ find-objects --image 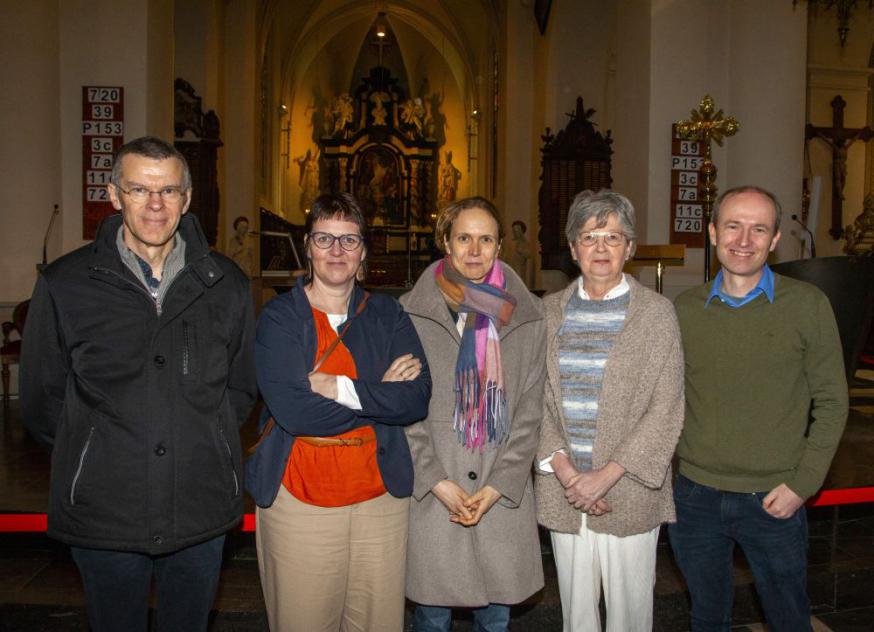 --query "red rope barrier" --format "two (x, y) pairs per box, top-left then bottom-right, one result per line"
(0, 514), (47, 532)
(808, 486), (874, 506)
(0, 486), (871, 533)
